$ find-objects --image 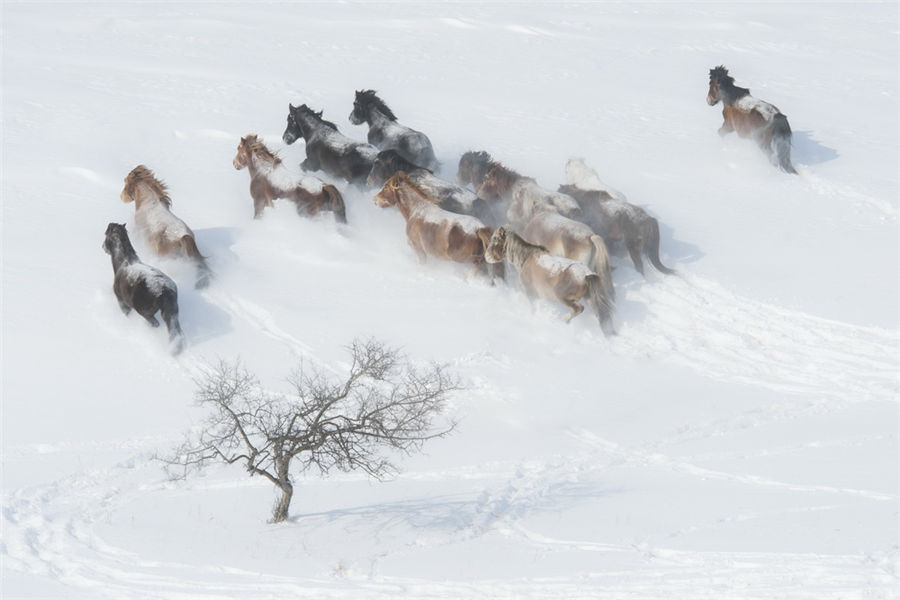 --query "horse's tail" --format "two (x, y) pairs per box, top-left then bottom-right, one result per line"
(588, 235), (616, 302)
(641, 218), (676, 275)
(323, 184), (347, 224)
(586, 274), (616, 337)
(160, 288), (185, 355)
(181, 235), (212, 289)
(771, 114), (797, 174)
